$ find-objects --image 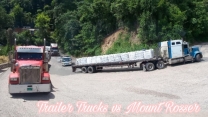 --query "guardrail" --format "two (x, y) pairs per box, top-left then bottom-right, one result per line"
(0, 63), (10, 70)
